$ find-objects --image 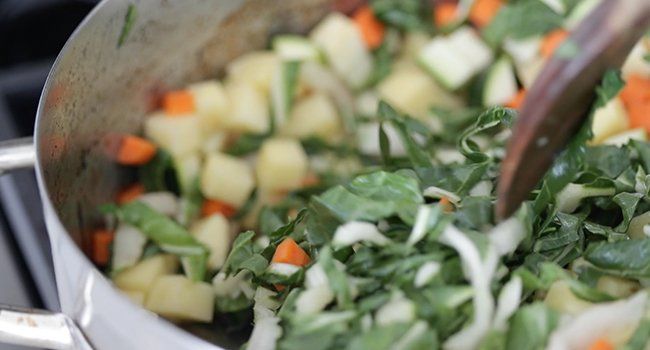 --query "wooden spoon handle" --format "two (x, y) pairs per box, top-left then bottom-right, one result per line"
(497, 0), (650, 219)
